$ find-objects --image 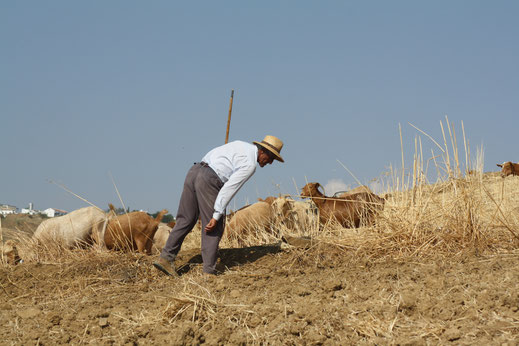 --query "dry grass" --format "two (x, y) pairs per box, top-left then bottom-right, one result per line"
(2, 119), (519, 344)
(2, 119), (518, 267)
